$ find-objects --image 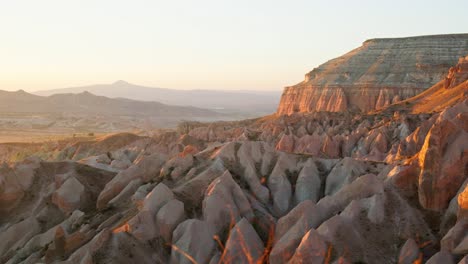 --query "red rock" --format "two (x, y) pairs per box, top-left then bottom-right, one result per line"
(418, 113), (468, 211)
(220, 218), (265, 264)
(202, 170), (254, 234)
(269, 200), (320, 264)
(321, 135), (341, 158)
(52, 176), (85, 214)
(458, 184), (468, 219)
(277, 35), (468, 114)
(426, 251), (454, 264)
(170, 219), (216, 264)
(276, 133), (295, 153)
(398, 238), (421, 264)
(289, 229), (329, 264)
(96, 153), (167, 210)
